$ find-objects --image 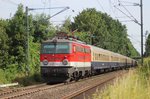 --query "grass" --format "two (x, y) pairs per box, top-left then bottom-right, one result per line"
(93, 57), (150, 99)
